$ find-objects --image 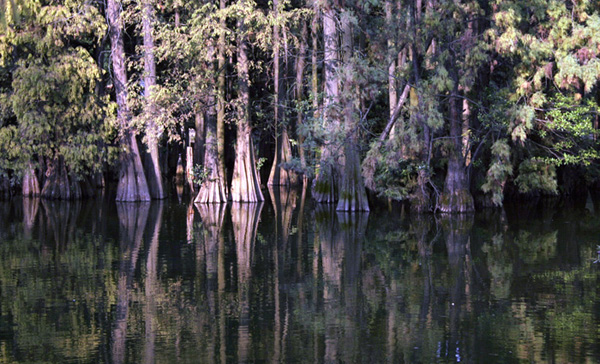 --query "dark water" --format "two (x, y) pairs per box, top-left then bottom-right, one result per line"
(1, 189), (600, 363)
